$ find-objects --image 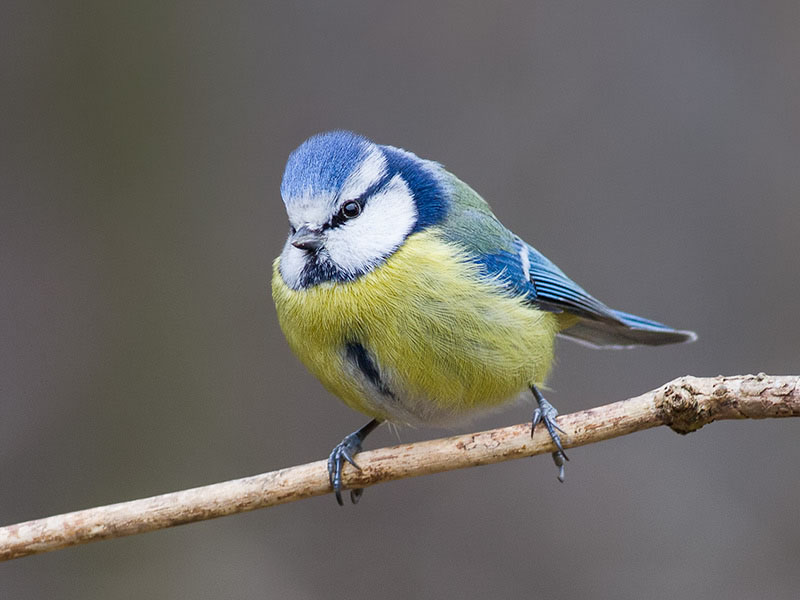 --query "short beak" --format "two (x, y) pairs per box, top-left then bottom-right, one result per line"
(290, 225), (324, 251)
